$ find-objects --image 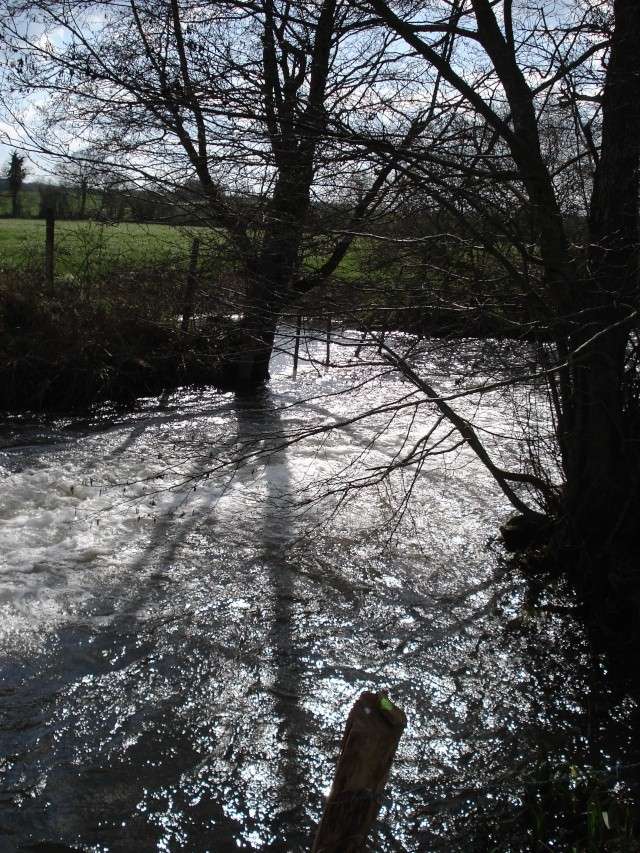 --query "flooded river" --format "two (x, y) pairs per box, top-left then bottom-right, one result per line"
(1, 331), (638, 851)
